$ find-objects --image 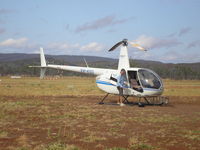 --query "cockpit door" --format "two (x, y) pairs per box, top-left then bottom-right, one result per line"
(127, 70), (143, 92)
